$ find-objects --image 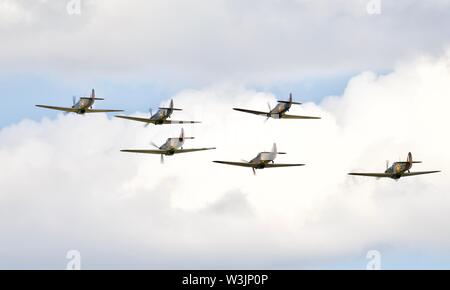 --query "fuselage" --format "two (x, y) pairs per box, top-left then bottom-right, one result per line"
(160, 137), (184, 155)
(250, 152), (277, 168)
(385, 162), (412, 179)
(150, 109), (172, 124)
(269, 102), (291, 119)
(73, 98), (95, 114)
